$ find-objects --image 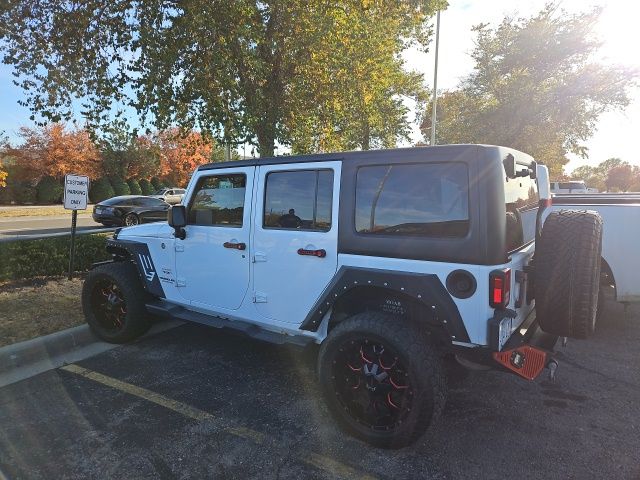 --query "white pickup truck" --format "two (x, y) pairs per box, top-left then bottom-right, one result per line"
(551, 194), (640, 305)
